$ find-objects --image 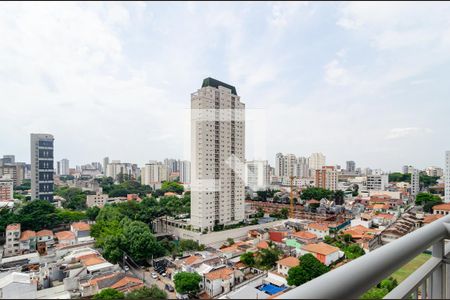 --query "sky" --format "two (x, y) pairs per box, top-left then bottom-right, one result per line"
(1, 1), (450, 172)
